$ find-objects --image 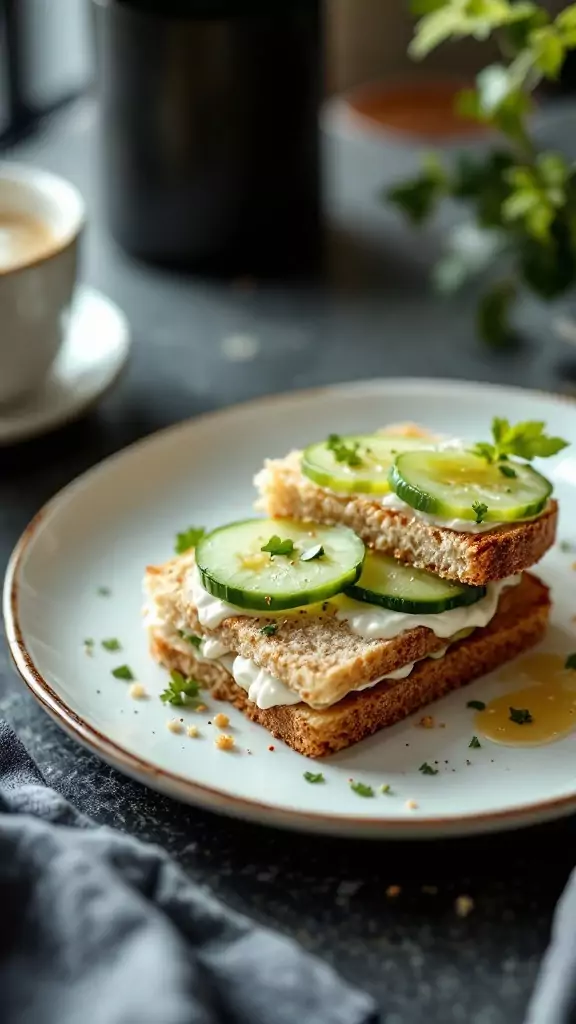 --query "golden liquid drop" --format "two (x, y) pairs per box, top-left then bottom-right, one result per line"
(475, 653), (576, 747)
